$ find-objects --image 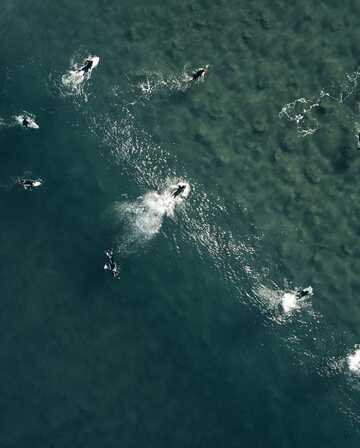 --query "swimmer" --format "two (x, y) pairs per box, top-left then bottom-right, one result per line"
(16, 178), (43, 191)
(104, 249), (120, 279)
(296, 286), (313, 300)
(78, 59), (93, 74)
(190, 64), (209, 82)
(172, 183), (187, 198)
